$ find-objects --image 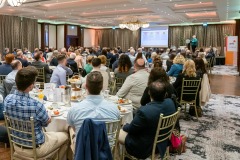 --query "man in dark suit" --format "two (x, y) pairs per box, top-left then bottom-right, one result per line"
(119, 80), (176, 159)
(16, 50), (29, 67)
(30, 51), (52, 82)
